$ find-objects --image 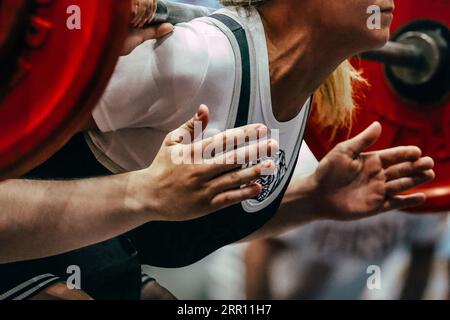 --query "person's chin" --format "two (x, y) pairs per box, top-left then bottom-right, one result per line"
(368, 29), (391, 49)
